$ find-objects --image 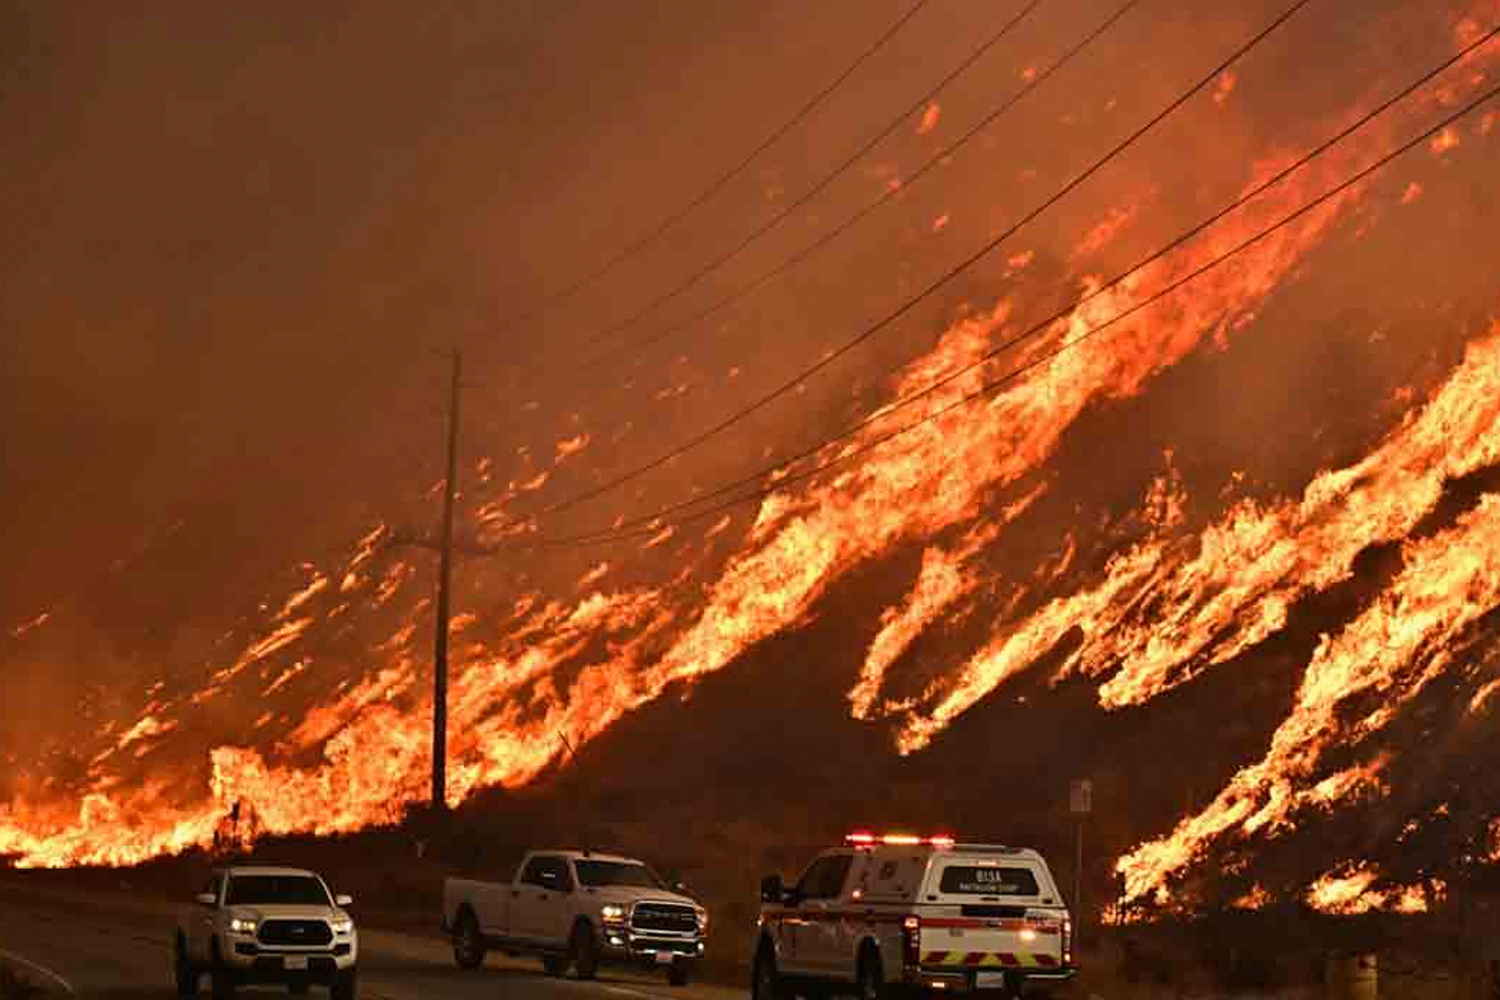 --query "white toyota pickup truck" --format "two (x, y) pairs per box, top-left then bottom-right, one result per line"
(174, 865), (358, 1000)
(443, 849), (707, 986)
